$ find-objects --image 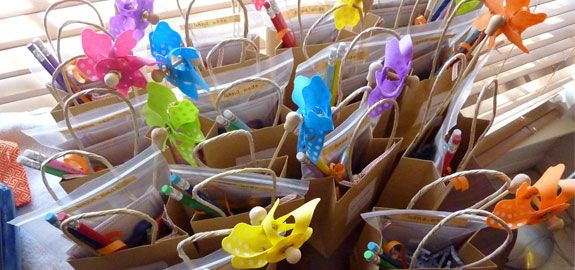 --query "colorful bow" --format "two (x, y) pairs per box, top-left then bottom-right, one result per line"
(454, 0), (481, 15)
(76, 29), (155, 95)
(142, 82), (205, 165)
(110, 0), (158, 41)
(292, 75), (334, 164)
(222, 198), (321, 268)
(472, 0), (547, 53)
(487, 164), (575, 229)
(333, 0), (363, 30)
(149, 21), (209, 100)
(368, 35), (413, 118)
(253, 0), (266, 10)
